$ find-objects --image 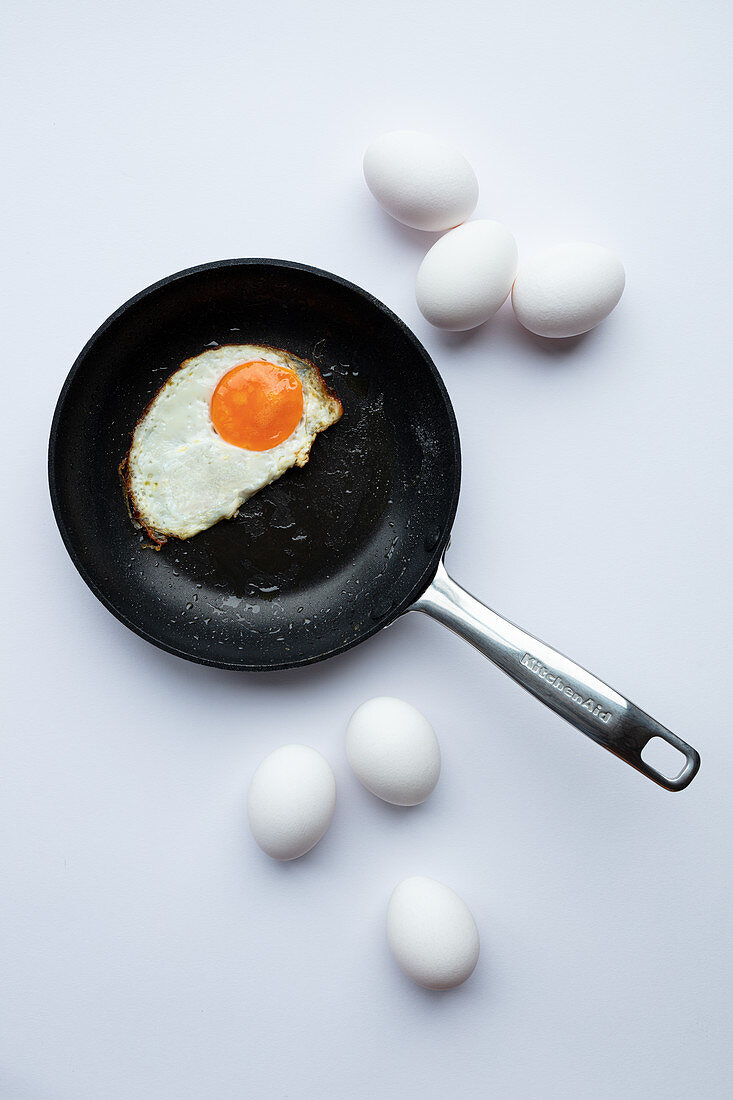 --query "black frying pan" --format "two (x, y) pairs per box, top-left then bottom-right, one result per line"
(49, 259), (700, 791)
